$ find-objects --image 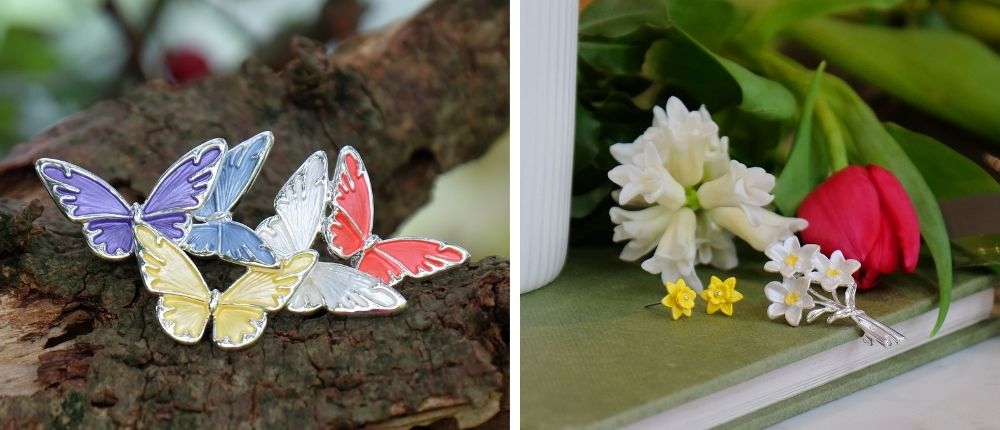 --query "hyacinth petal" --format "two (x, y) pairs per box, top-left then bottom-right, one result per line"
(867, 165), (921, 272)
(798, 166), (881, 265)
